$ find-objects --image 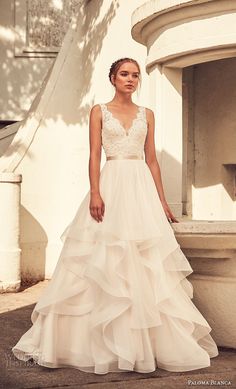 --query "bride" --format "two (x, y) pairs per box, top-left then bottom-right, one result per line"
(12, 57), (219, 374)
